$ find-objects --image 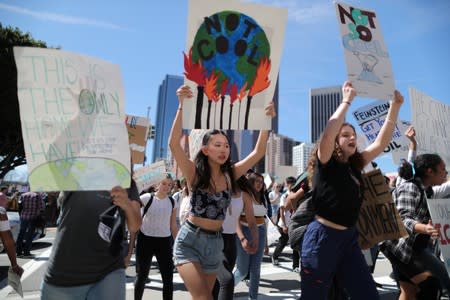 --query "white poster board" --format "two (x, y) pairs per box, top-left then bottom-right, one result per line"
(391, 120), (412, 165)
(335, 2), (395, 100)
(410, 87), (450, 168)
(352, 100), (406, 156)
(184, 0), (287, 130)
(14, 47), (131, 191)
(133, 161), (167, 193)
(188, 129), (207, 160)
(427, 199), (450, 274)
